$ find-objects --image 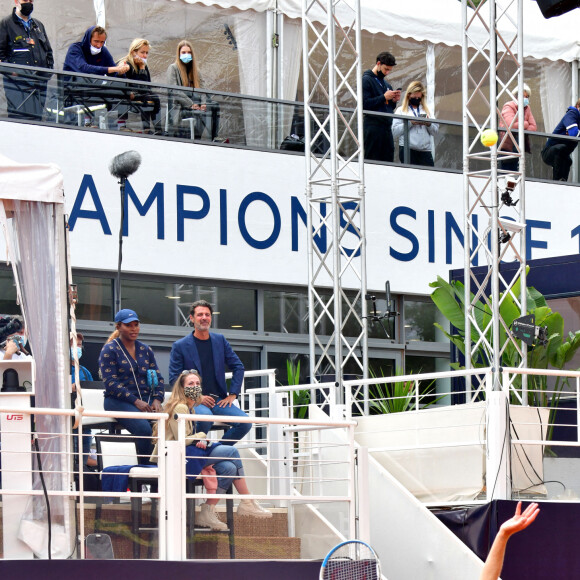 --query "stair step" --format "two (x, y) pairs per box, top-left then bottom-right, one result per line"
(192, 535), (301, 560)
